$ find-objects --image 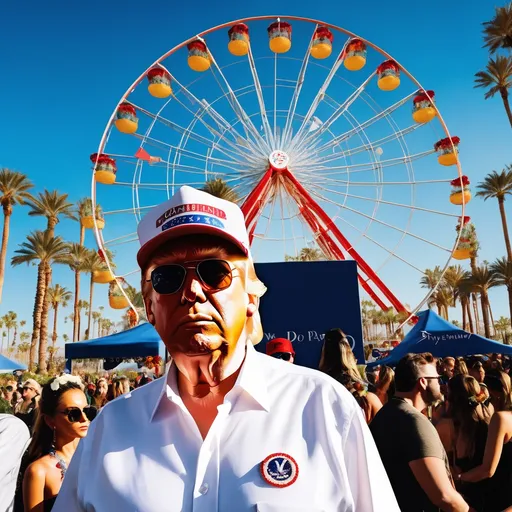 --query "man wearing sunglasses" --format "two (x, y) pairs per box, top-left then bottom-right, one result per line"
(55, 185), (398, 512)
(266, 338), (295, 363)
